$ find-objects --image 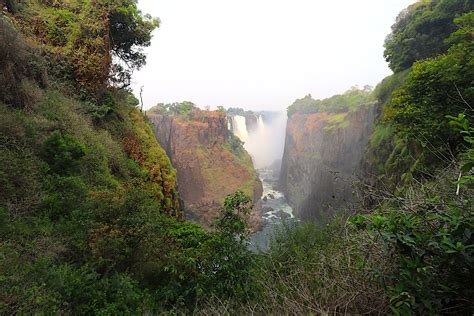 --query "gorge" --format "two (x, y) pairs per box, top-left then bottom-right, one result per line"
(280, 93), (377, 220)
(1, 0), (473, 313)
(148, 92), (384, 237)
(224, 90), (377, 227)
